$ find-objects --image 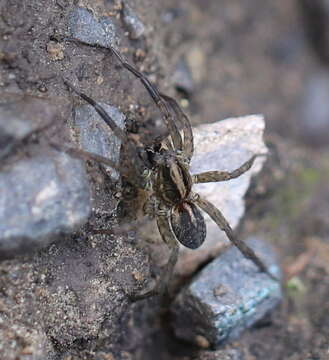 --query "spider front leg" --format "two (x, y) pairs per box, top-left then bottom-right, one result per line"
(193, 194), (277, 281)
(108, 47), (184, 152)
(192, 154), (266, 183)
(129, 213), (179, 300)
